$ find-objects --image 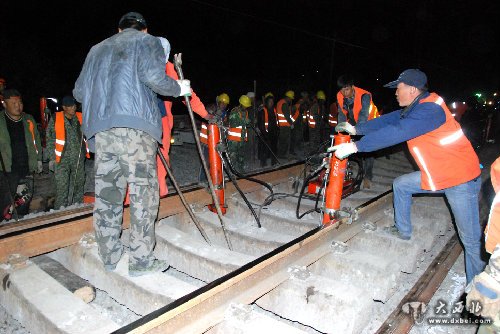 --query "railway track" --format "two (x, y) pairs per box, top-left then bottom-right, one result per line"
(0, 150), (463, 334)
